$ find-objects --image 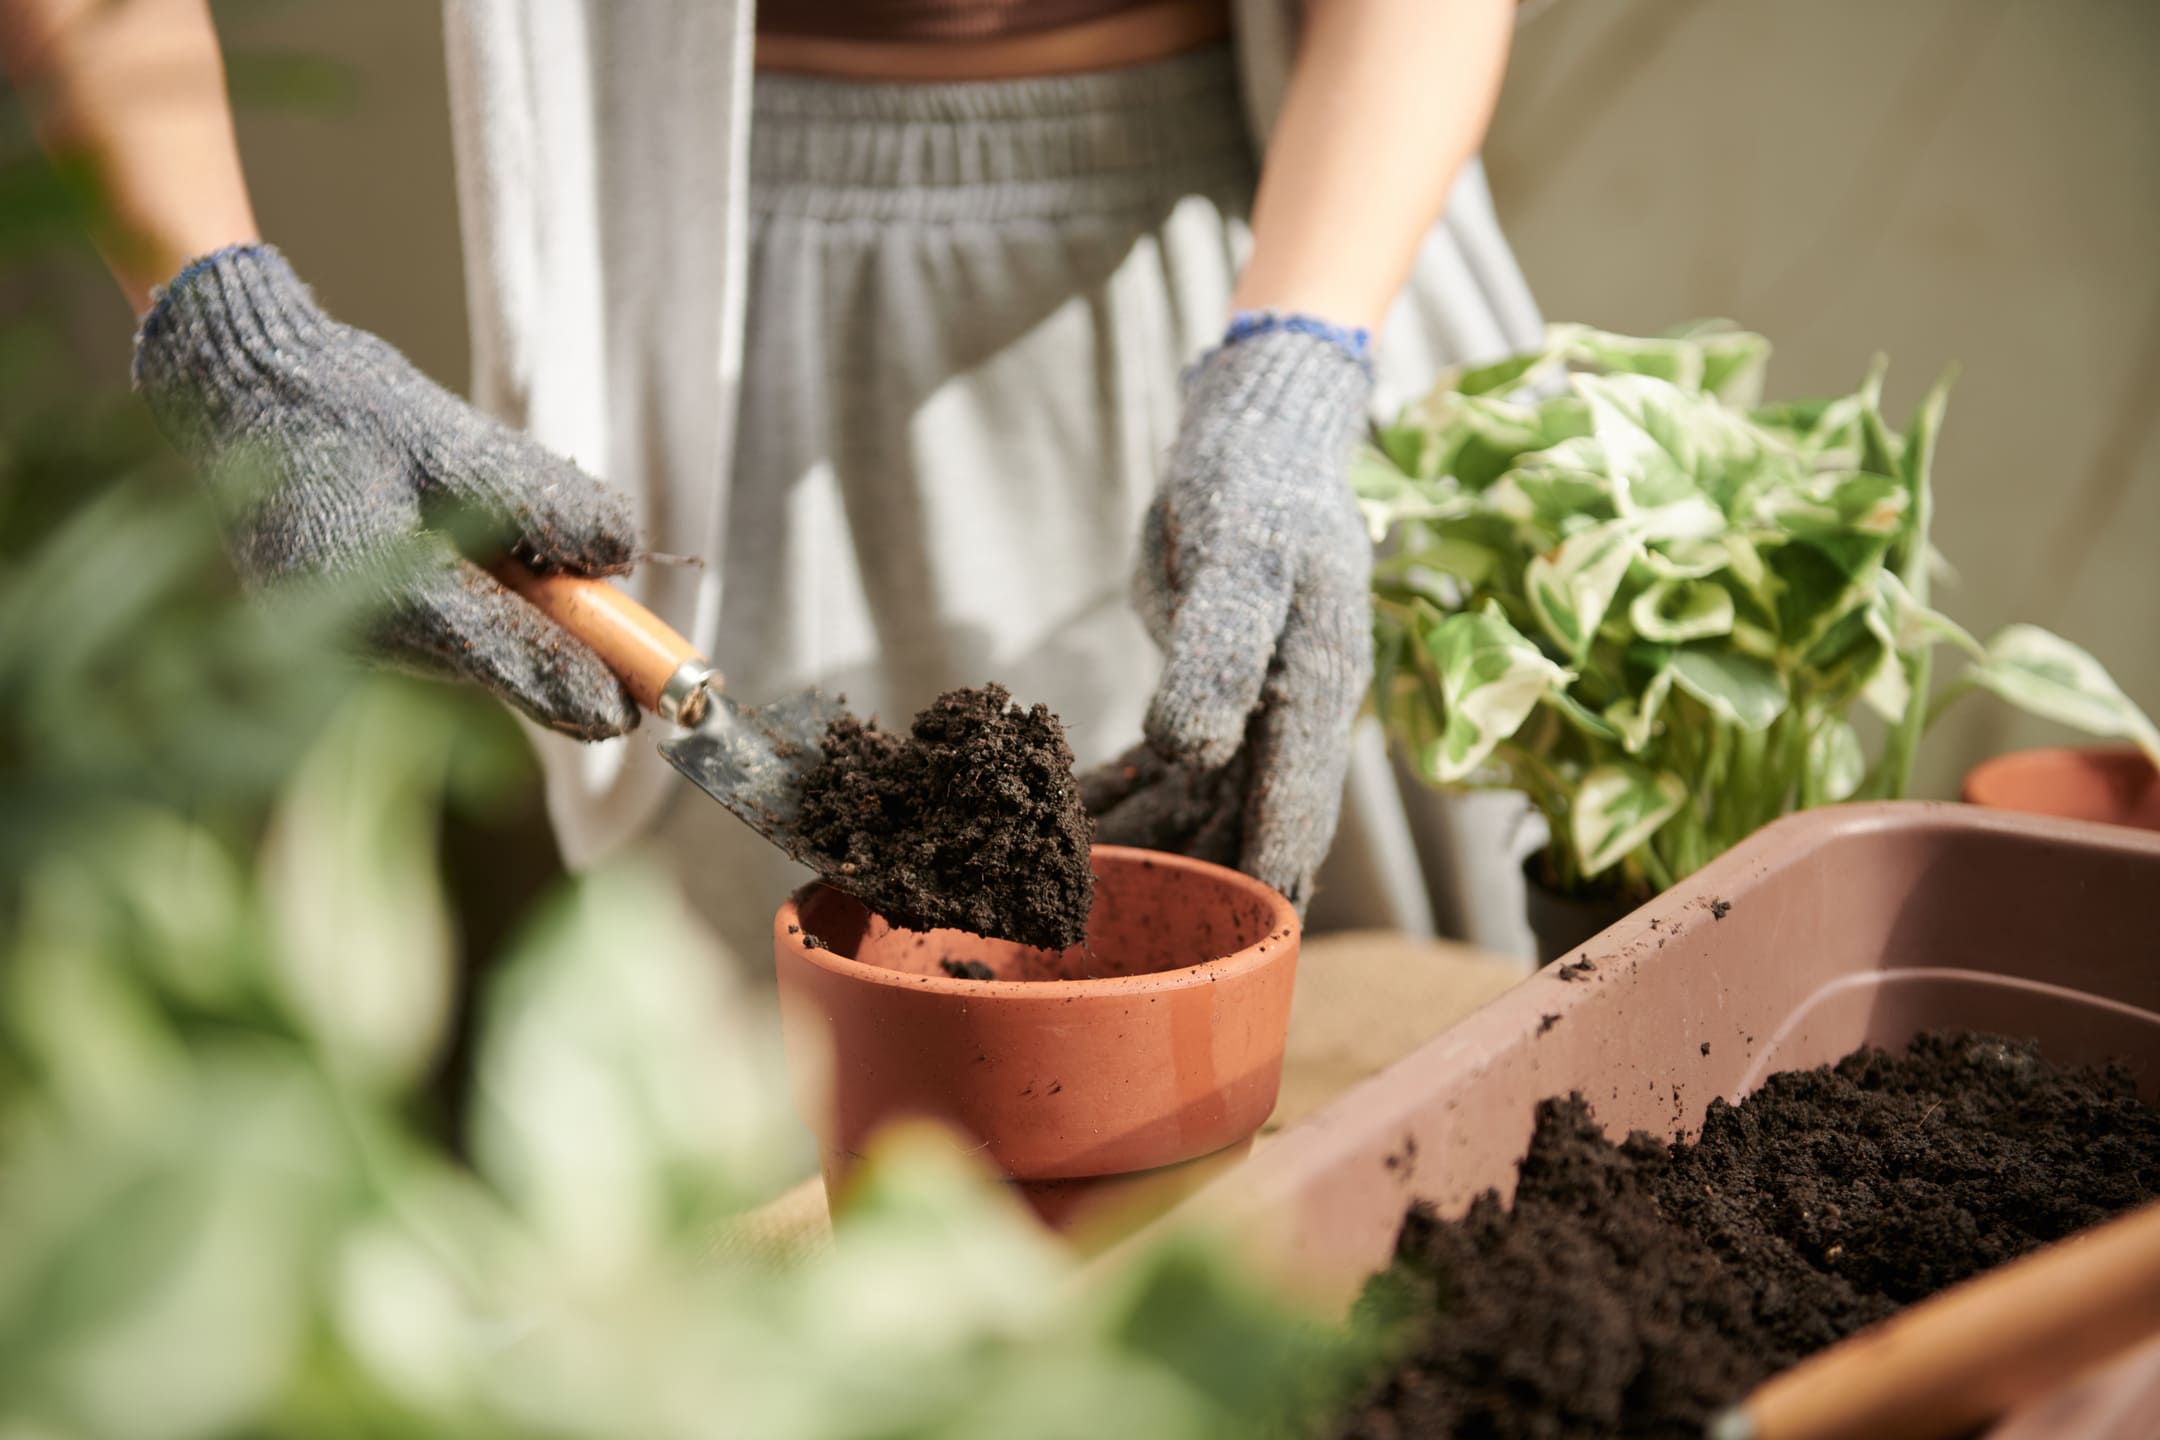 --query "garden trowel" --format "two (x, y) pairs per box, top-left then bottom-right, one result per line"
(492, 562), (852, 869)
